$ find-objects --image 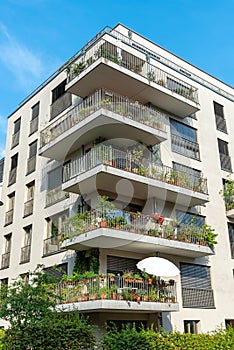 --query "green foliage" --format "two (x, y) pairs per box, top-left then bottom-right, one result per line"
(0, 265), (58, 328)
(2, 313), (96, 350)
(201, 224), (218, 248)
(101, 324), (234, 350)
(220, 177), (234, 210)
(0, 329), (4, 350)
